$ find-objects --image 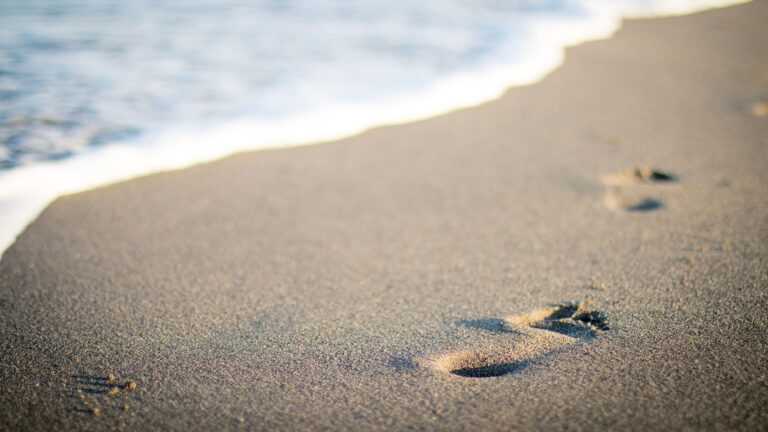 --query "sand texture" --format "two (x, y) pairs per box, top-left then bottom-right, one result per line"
(1, 2), (768, 430)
